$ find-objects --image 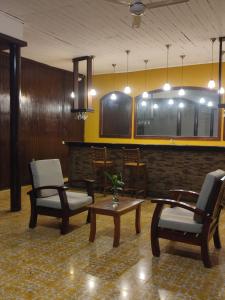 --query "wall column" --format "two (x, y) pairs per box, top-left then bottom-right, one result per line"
(9, 44), (21, 211)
